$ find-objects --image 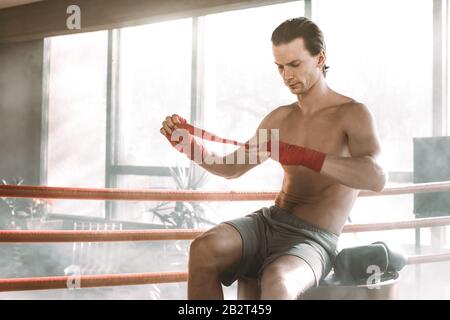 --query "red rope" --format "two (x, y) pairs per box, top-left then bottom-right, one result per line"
(0, 271), (187, 292)
(1, 253), (450, 292)
(0, 229), (204, 242)
(1, 181), (450, 201)
(0, 184), (277, 201)
(1, 216), (450, 243)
